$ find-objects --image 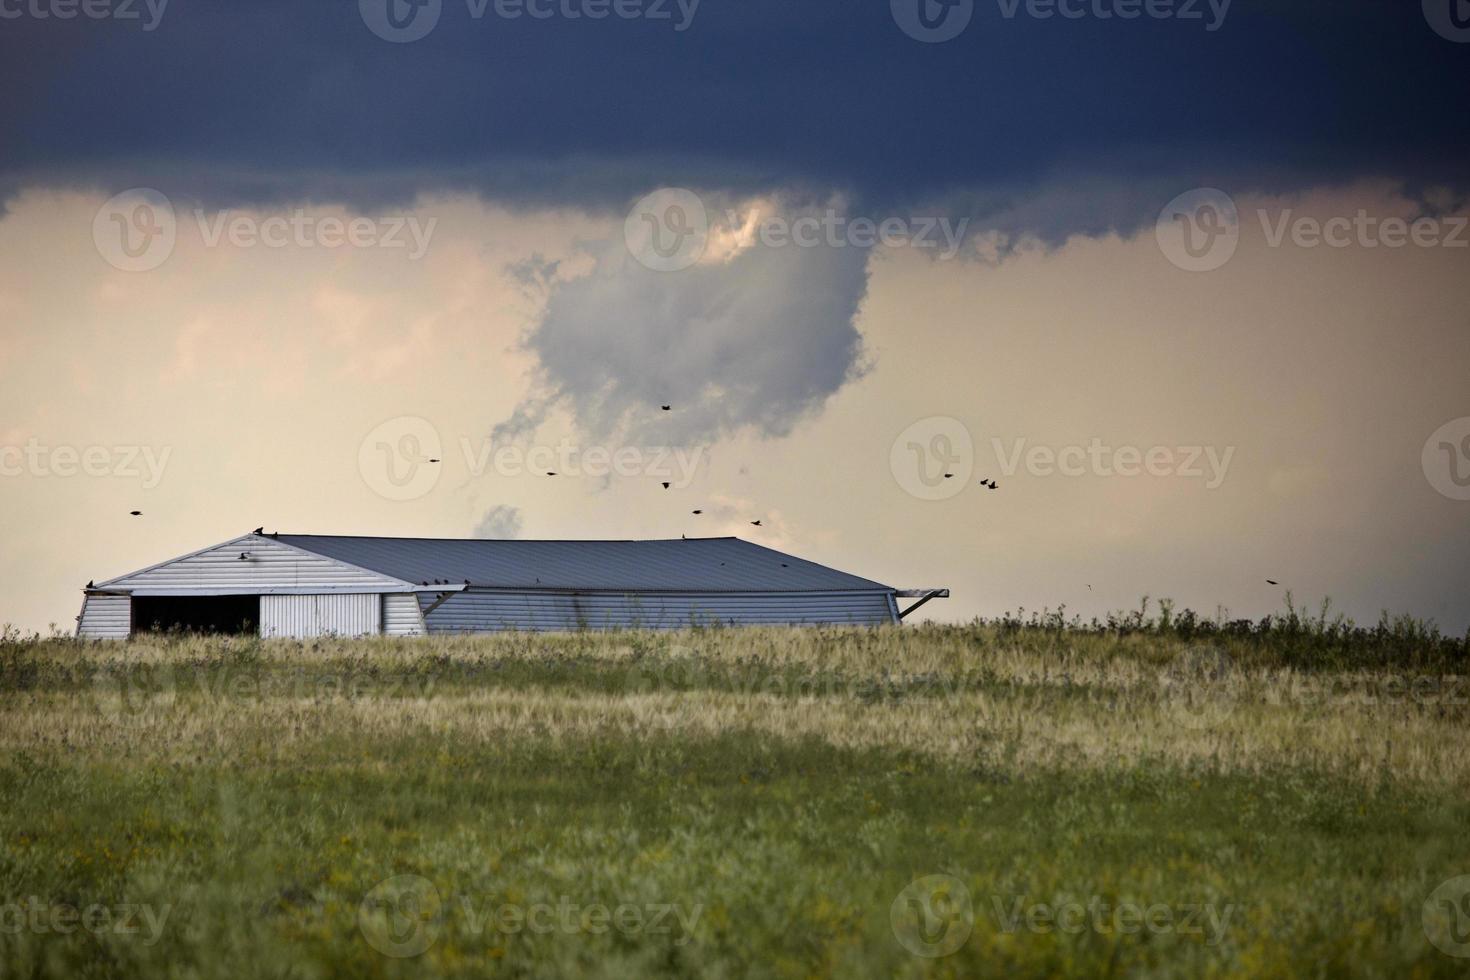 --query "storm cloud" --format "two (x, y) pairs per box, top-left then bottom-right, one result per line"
(496, 210), (871, 446)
